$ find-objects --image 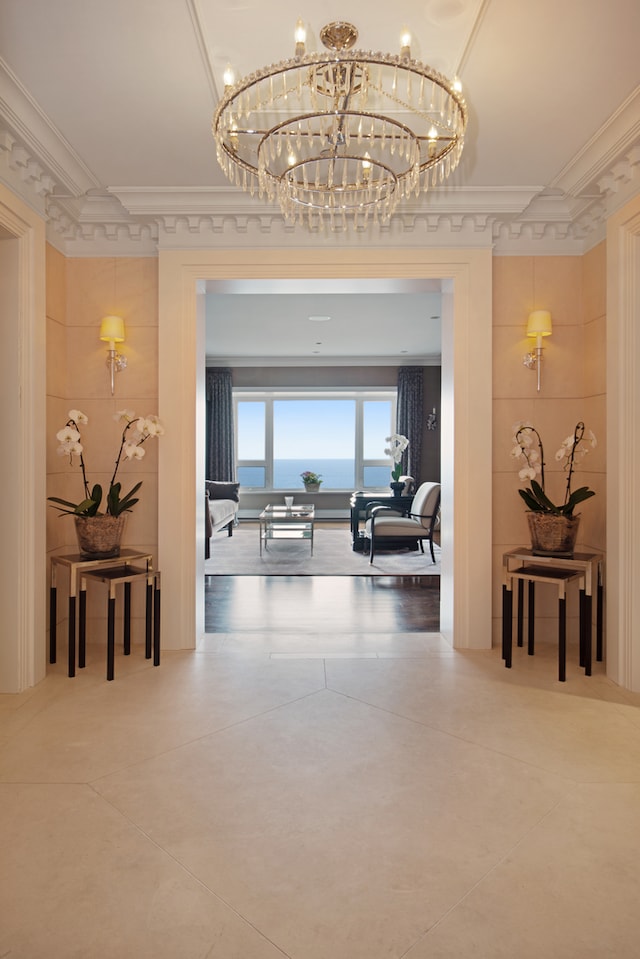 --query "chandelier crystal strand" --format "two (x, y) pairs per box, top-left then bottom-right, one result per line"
(212, 20), (467, 229)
